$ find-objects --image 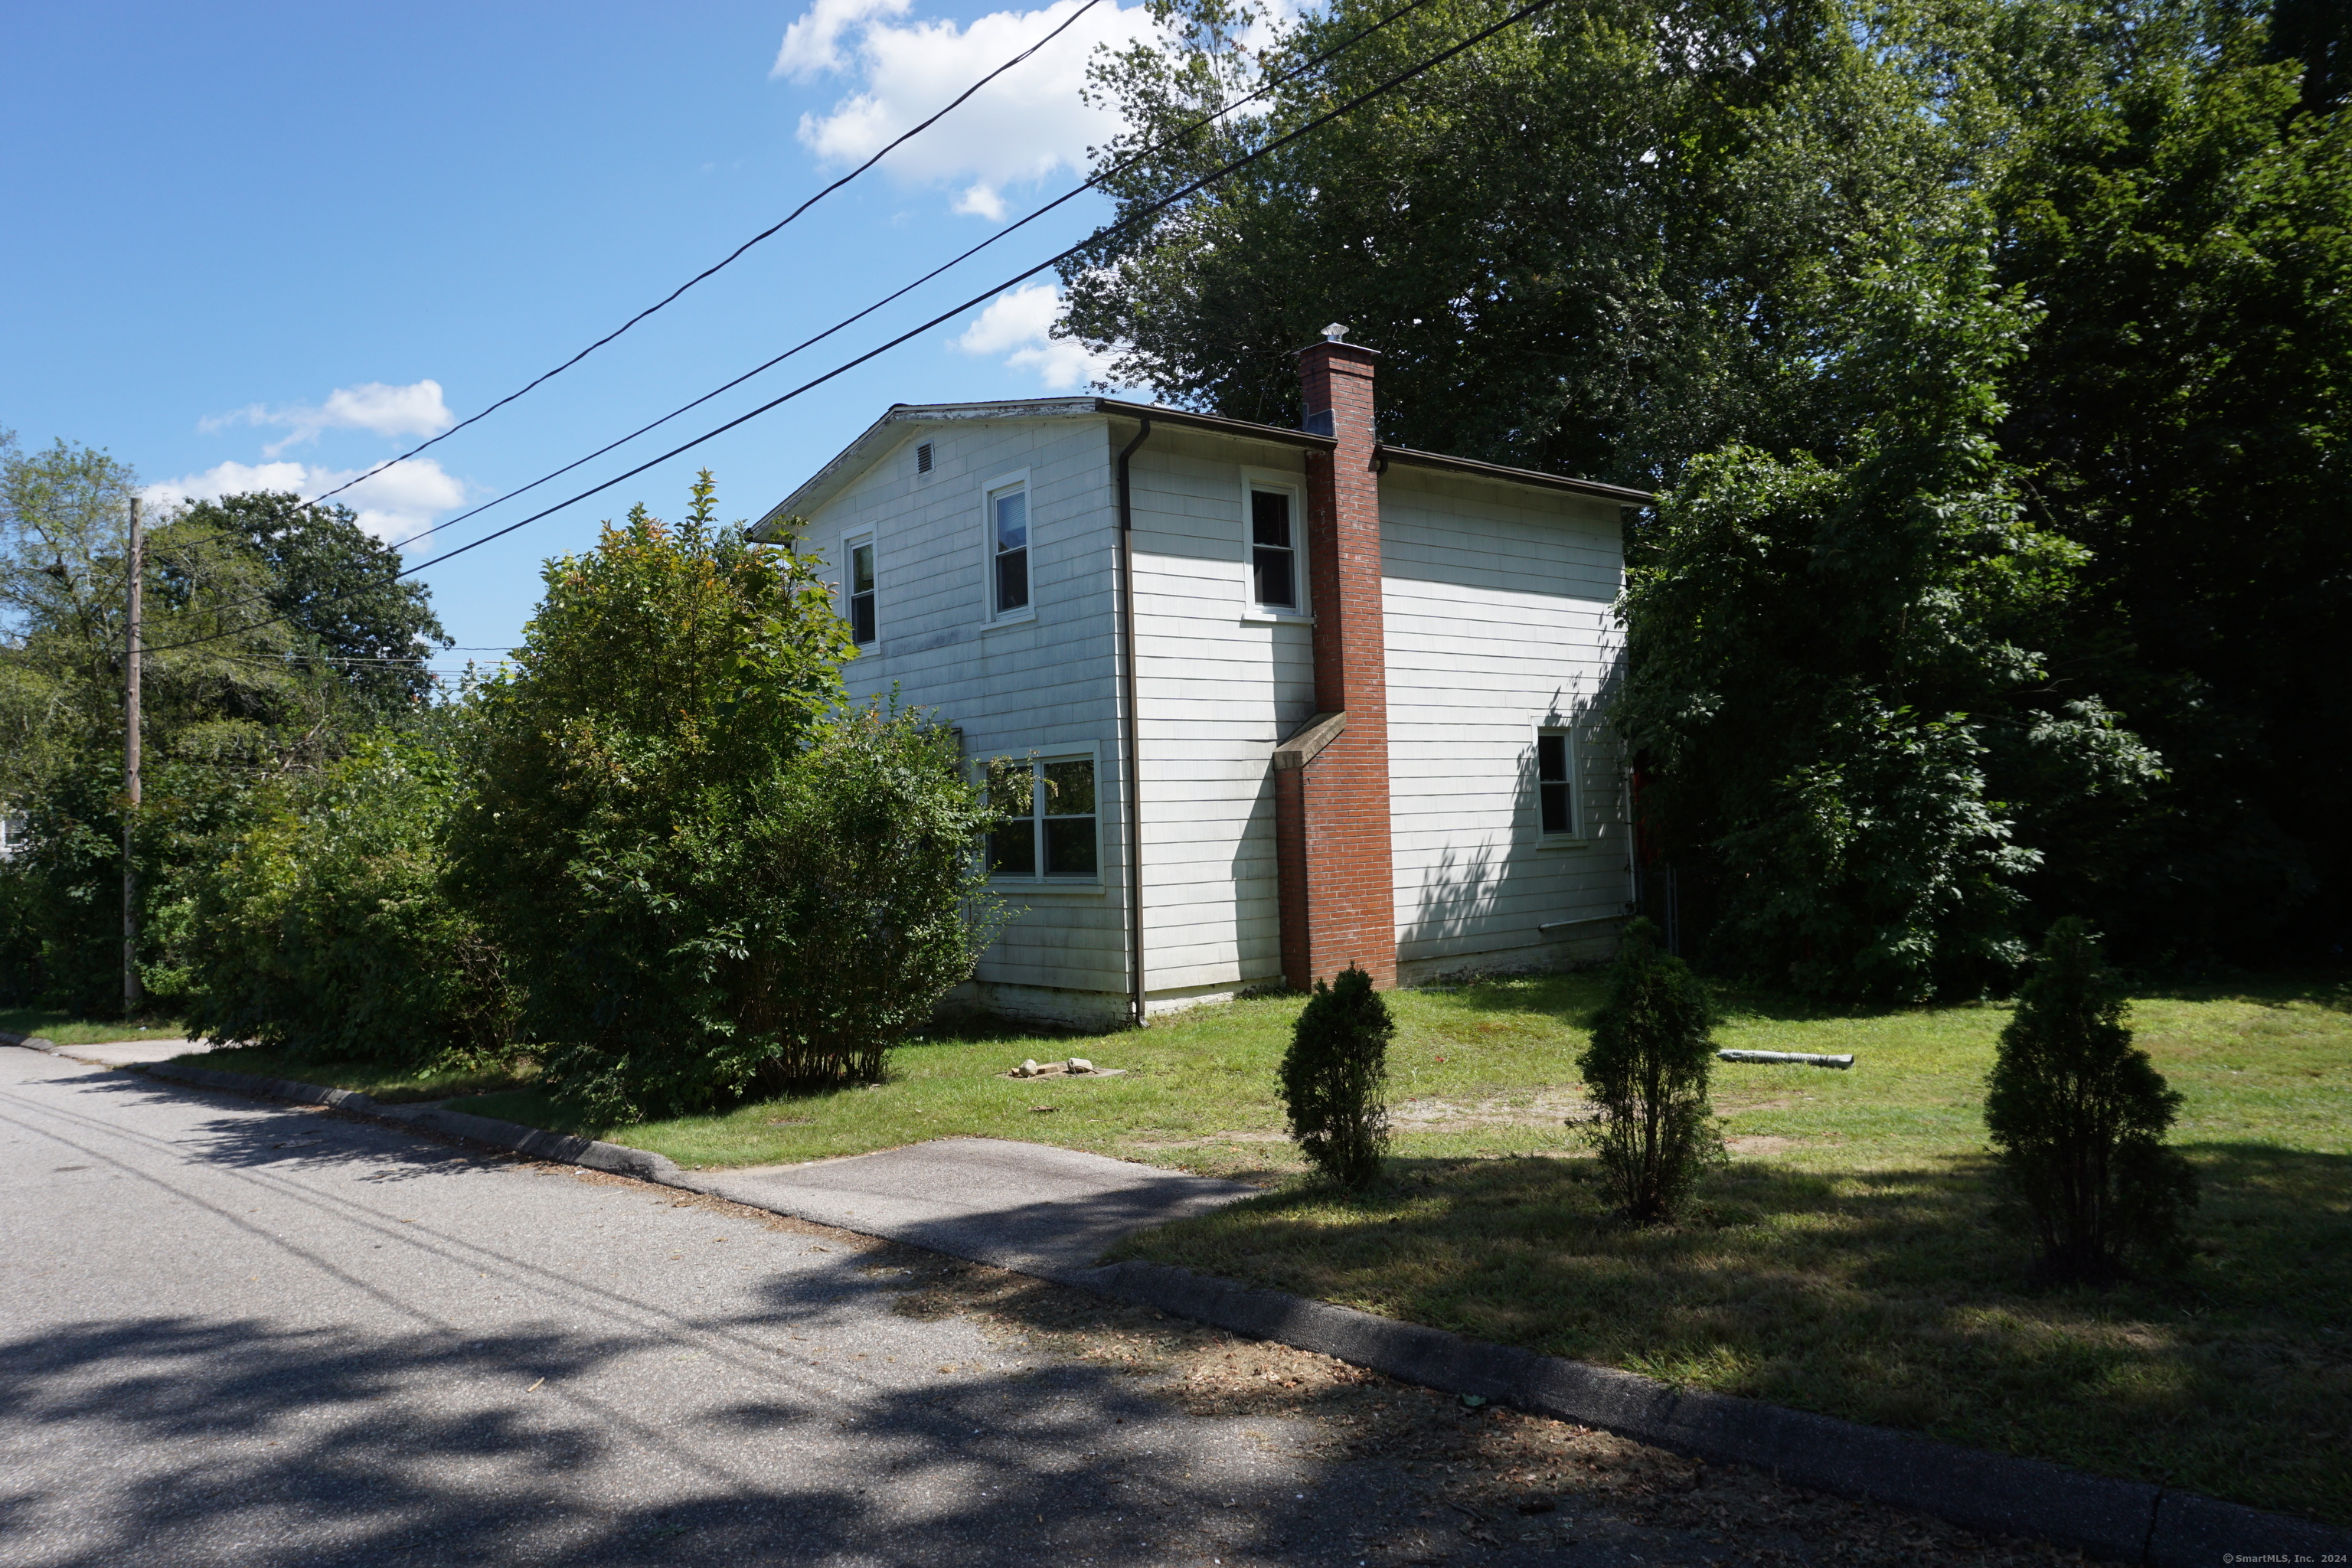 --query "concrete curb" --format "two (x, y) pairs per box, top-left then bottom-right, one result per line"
(119, 1053), (2347, 1567)
(142, 1060), (683, 1184)
(0, 1029), (59, 1050)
